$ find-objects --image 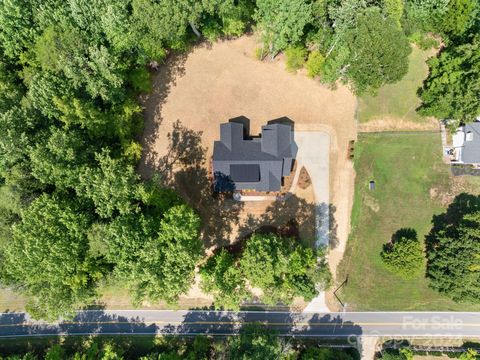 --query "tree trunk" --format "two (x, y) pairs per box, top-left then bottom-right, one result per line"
(189, 21), (201, 37)
(326, 39), (338, 58)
